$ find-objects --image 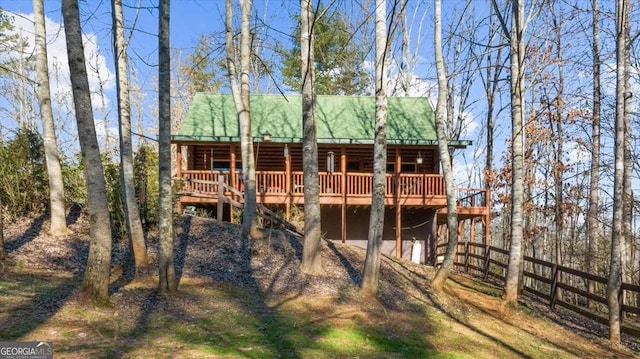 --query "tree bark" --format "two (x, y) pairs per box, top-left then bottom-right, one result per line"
(549, 4), (565, 300)
(62, 0), (113, 304)
(587, 0), (601, 306)
(431, 0), (458, 292)
(503, 0), (526, 305)
(226, 0), (258, 239)
(33, 0), (67, 236)
(300, 0), (322, 275)
(607, 0), (630, 344)
(361, 0), (388, 297)
(112, 0), (148, 271)
(551, 5), (564, 301)
(621, 19), (634, 310)
(157, 0), (177, 295)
